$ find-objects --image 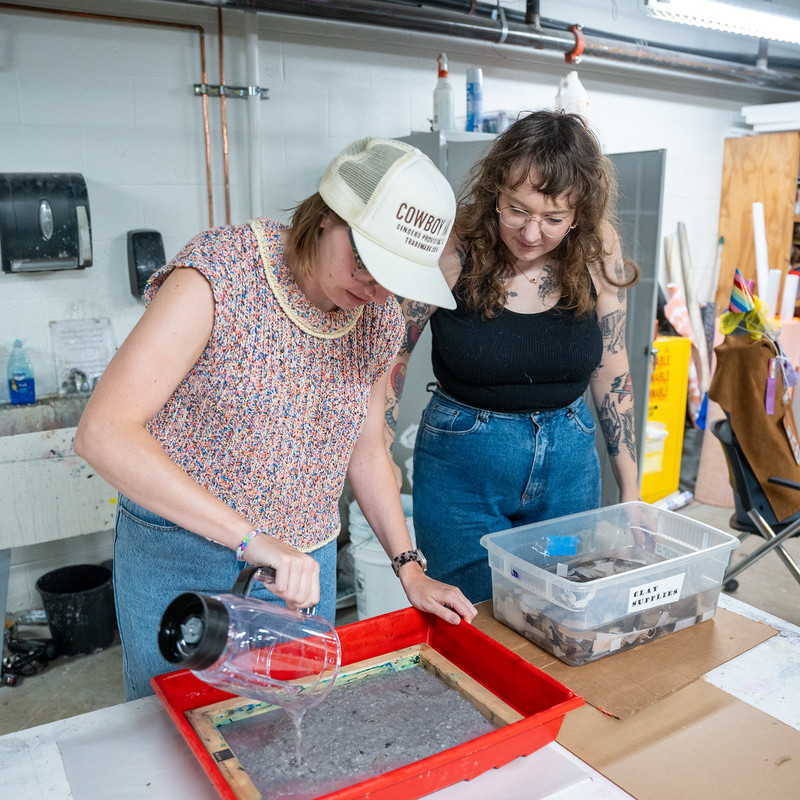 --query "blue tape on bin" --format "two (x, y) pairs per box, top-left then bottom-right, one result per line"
(545, 536), (579, 556)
